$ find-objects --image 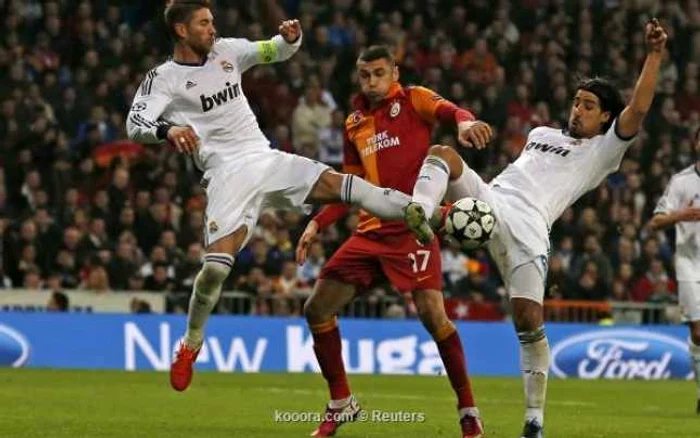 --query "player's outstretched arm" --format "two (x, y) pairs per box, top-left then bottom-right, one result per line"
(409, 86), (493, 149)
(228, 19), (303, 73)
(616, 19), (668, 138)
(647, 204), (700, 231)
